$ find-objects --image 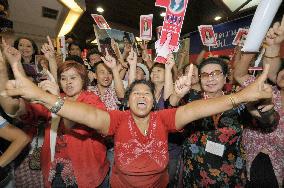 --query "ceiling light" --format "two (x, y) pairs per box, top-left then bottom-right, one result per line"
(214, 16), (222, 21)
(222, 0), (260, 12)
(160, 12), (166, 17)
(59, 0), (83, 13)
(97, 7), (104, 13)
(58, 10), (82, 37)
